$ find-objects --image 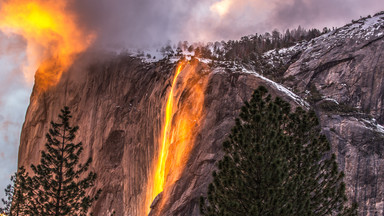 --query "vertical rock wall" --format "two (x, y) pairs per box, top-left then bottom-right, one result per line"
(19, 56), (302, 215)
